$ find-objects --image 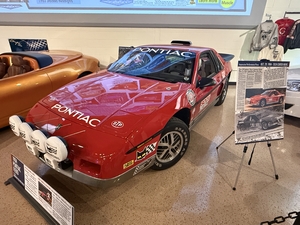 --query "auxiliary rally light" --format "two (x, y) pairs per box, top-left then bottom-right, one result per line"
(9, 115), (69, 166)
